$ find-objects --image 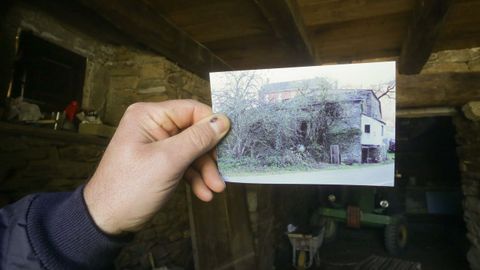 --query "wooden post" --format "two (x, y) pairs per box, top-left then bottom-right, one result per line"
(188, 183), (256, 270)
(398, 0), (453, 74)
